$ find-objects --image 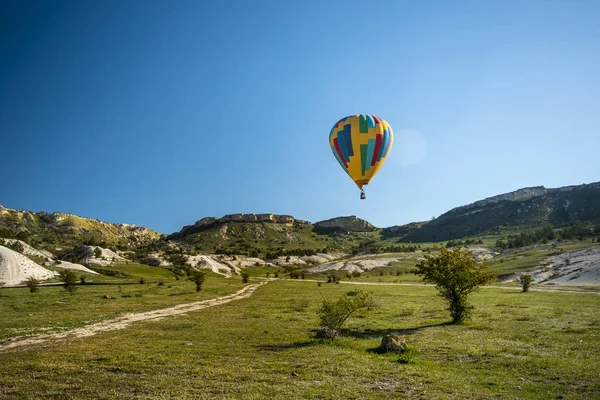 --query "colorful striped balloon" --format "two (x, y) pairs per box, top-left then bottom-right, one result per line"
(329, 114), (394, 192)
